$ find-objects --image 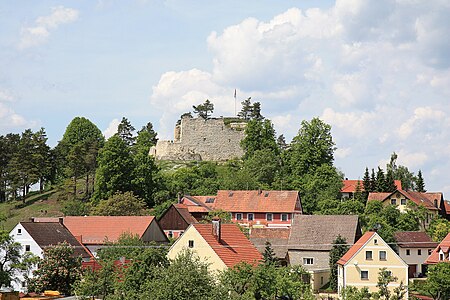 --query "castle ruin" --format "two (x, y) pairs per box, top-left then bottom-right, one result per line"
(150, 116), (246, 161)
